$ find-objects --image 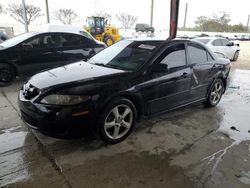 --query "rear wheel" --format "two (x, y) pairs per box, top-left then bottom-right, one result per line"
(104, 36), (115, 46)
(0, 65), (15, 86)
(204, 79), (224, 107)
(232, 51), (239, 61)
(97, 98), (137, 144)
